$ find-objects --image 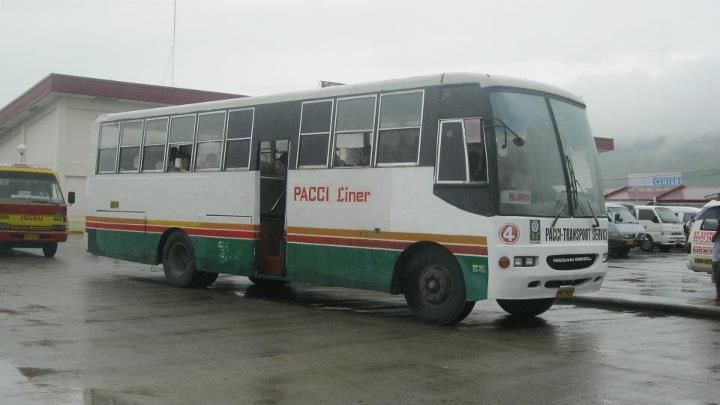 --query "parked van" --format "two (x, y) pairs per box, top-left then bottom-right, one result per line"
(633, 205), (685, 252)
(606, 203), (646, 256)
(0, 164), (75, 257)
(686, 200), (720, 273)
(667, 206), (701, 237)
